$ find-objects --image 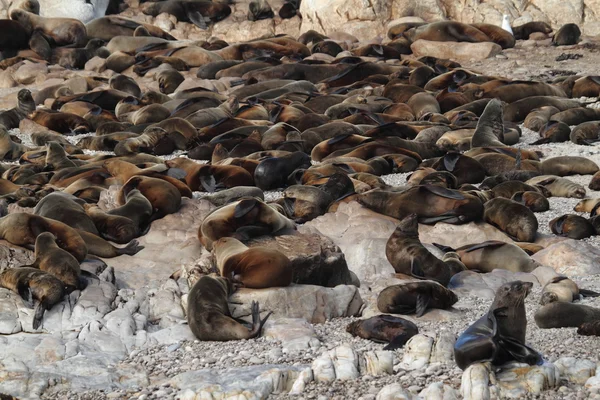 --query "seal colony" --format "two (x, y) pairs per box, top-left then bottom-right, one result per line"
(2, 5), (600, 398)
